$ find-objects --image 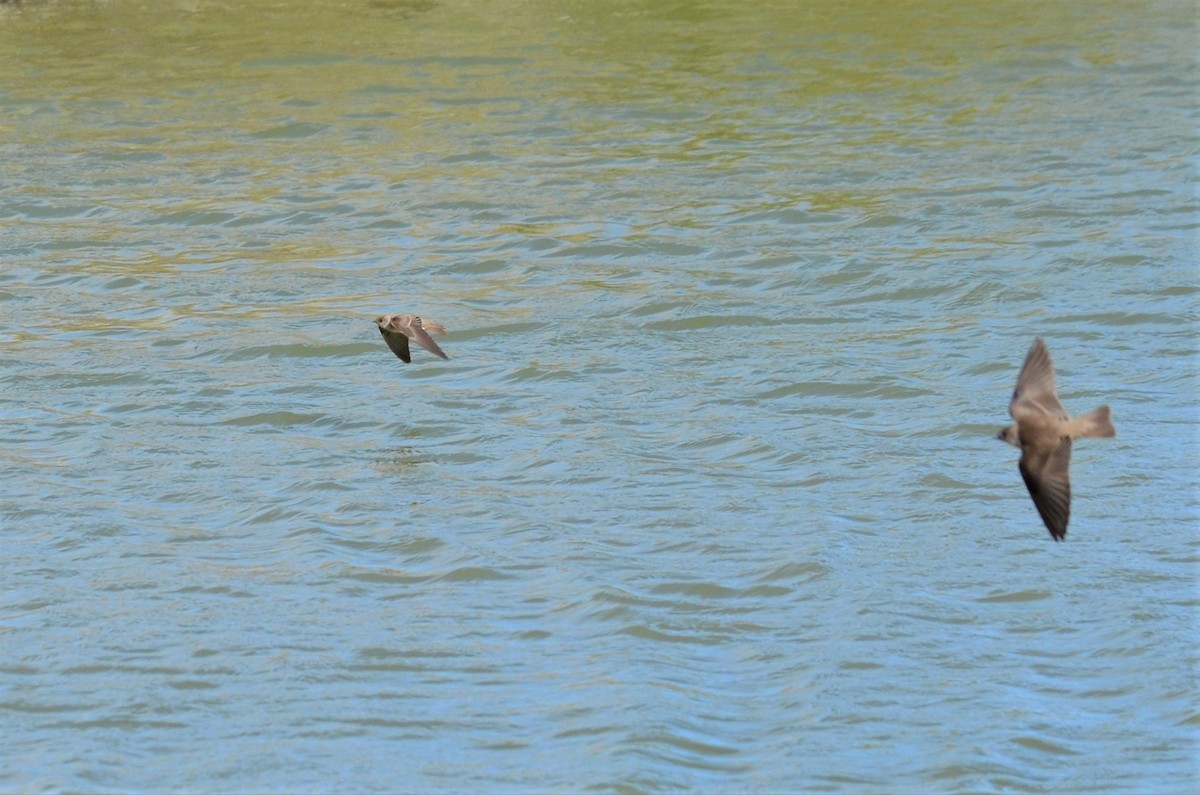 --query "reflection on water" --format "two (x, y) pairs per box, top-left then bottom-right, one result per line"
(2, 1), (1196, 793)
